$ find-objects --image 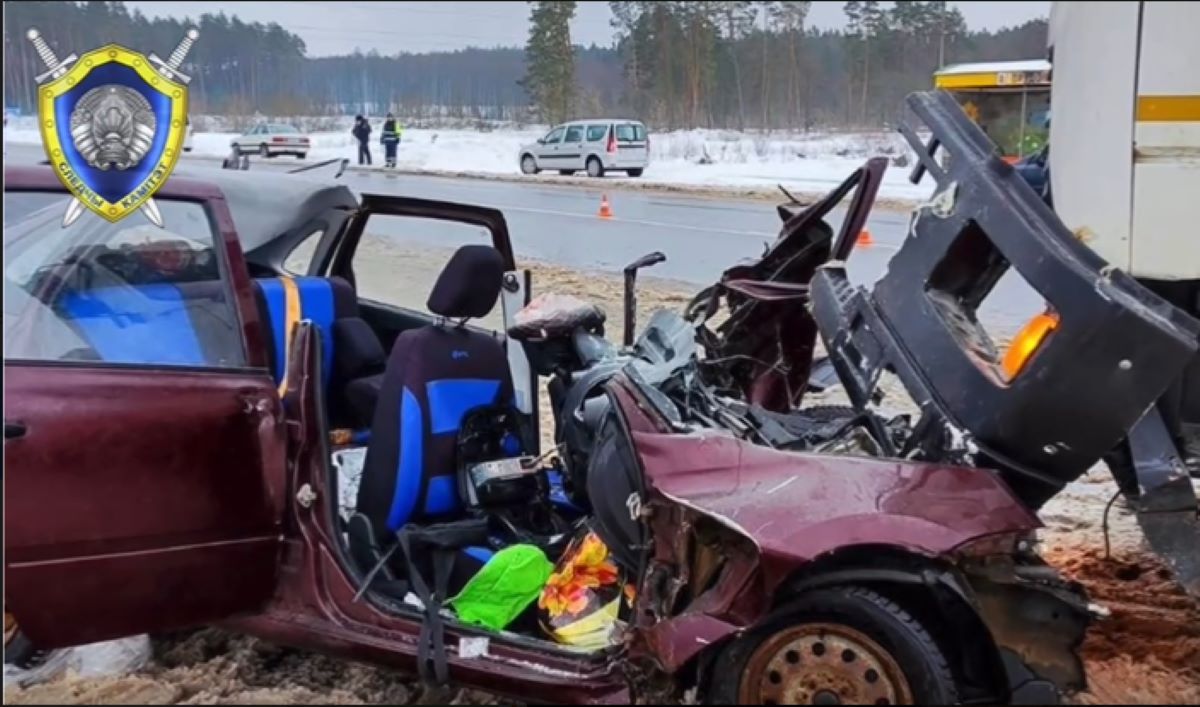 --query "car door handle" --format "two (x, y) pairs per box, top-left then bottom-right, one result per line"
(5, 421), (27, 440)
